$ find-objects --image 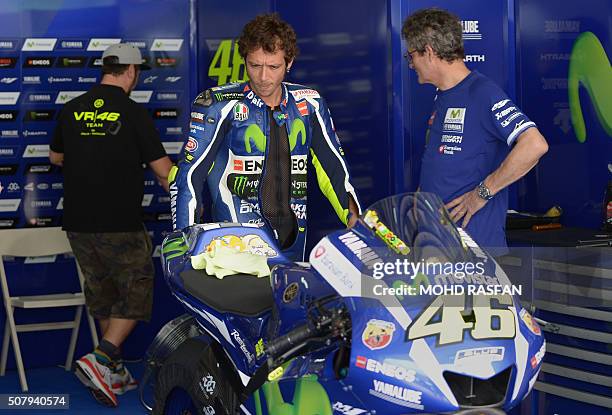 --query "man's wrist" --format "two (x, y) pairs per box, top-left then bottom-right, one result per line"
(476, 181), (494, 200)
